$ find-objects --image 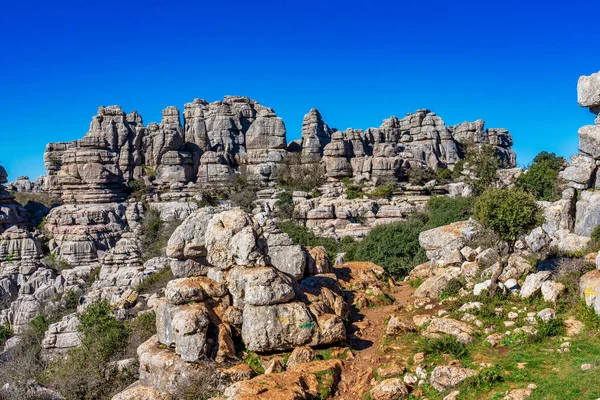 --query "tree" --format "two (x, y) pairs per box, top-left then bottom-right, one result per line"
(516, 151), (566, 201)
(464, 144), (502, 195)
(473, 187), (544, 252)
